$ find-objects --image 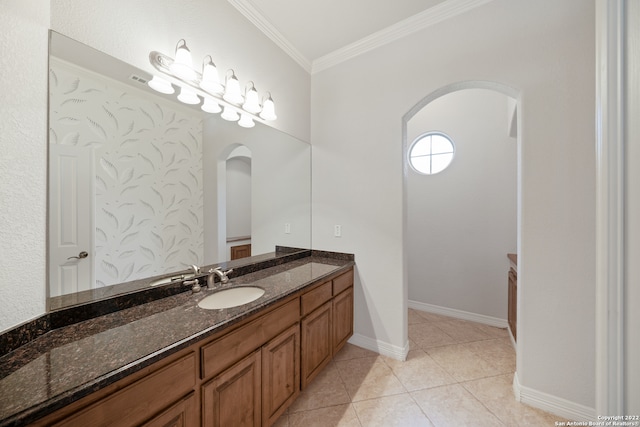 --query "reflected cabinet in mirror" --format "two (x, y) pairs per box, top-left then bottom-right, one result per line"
(48, 31), (311, 308)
